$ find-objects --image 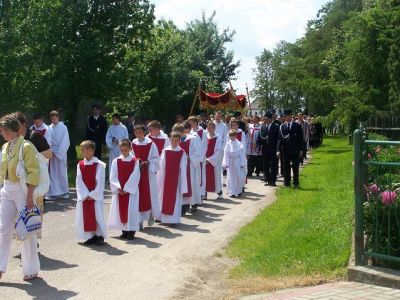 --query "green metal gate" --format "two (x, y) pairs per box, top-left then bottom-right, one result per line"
(354, 125), (400, 267)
